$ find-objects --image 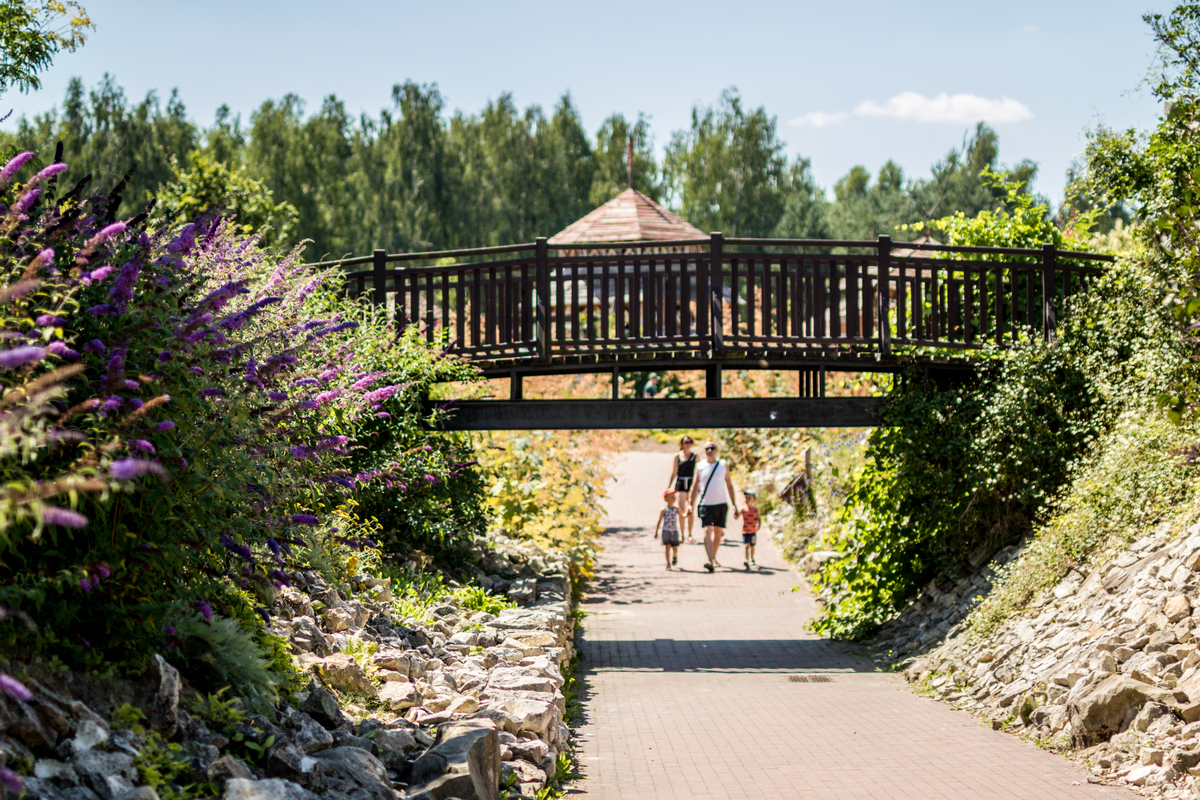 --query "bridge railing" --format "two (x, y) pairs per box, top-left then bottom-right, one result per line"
(327, 233), (1112, 364)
